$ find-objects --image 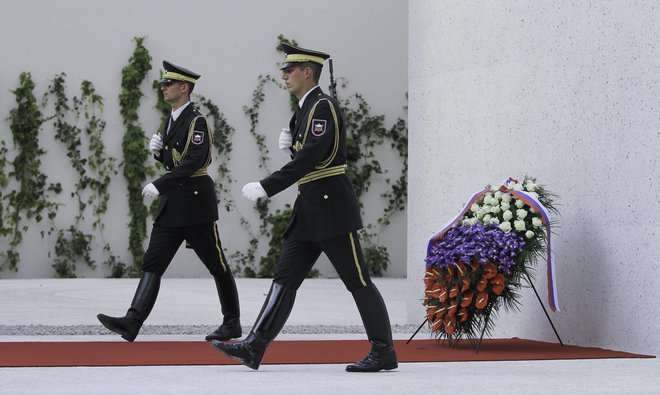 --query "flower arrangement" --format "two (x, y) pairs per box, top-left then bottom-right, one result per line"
(423, 177), (558, 346)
